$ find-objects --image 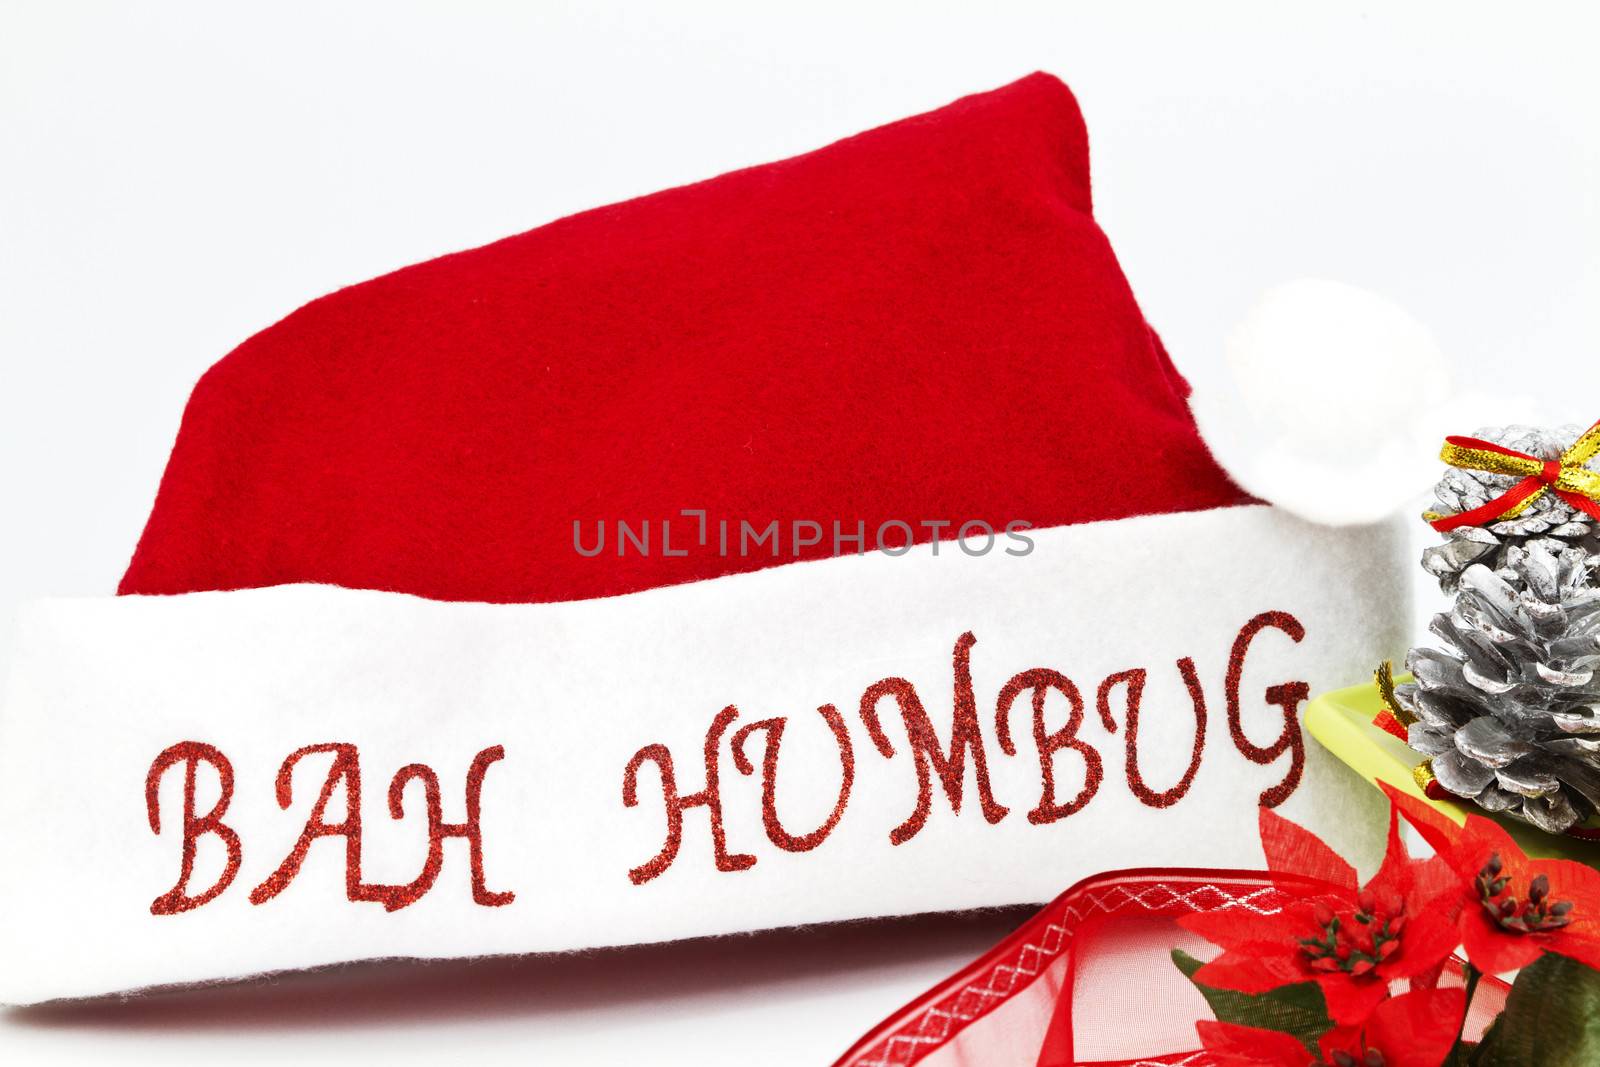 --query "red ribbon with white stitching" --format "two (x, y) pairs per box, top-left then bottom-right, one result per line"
(833, 867), (1506, 1067)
